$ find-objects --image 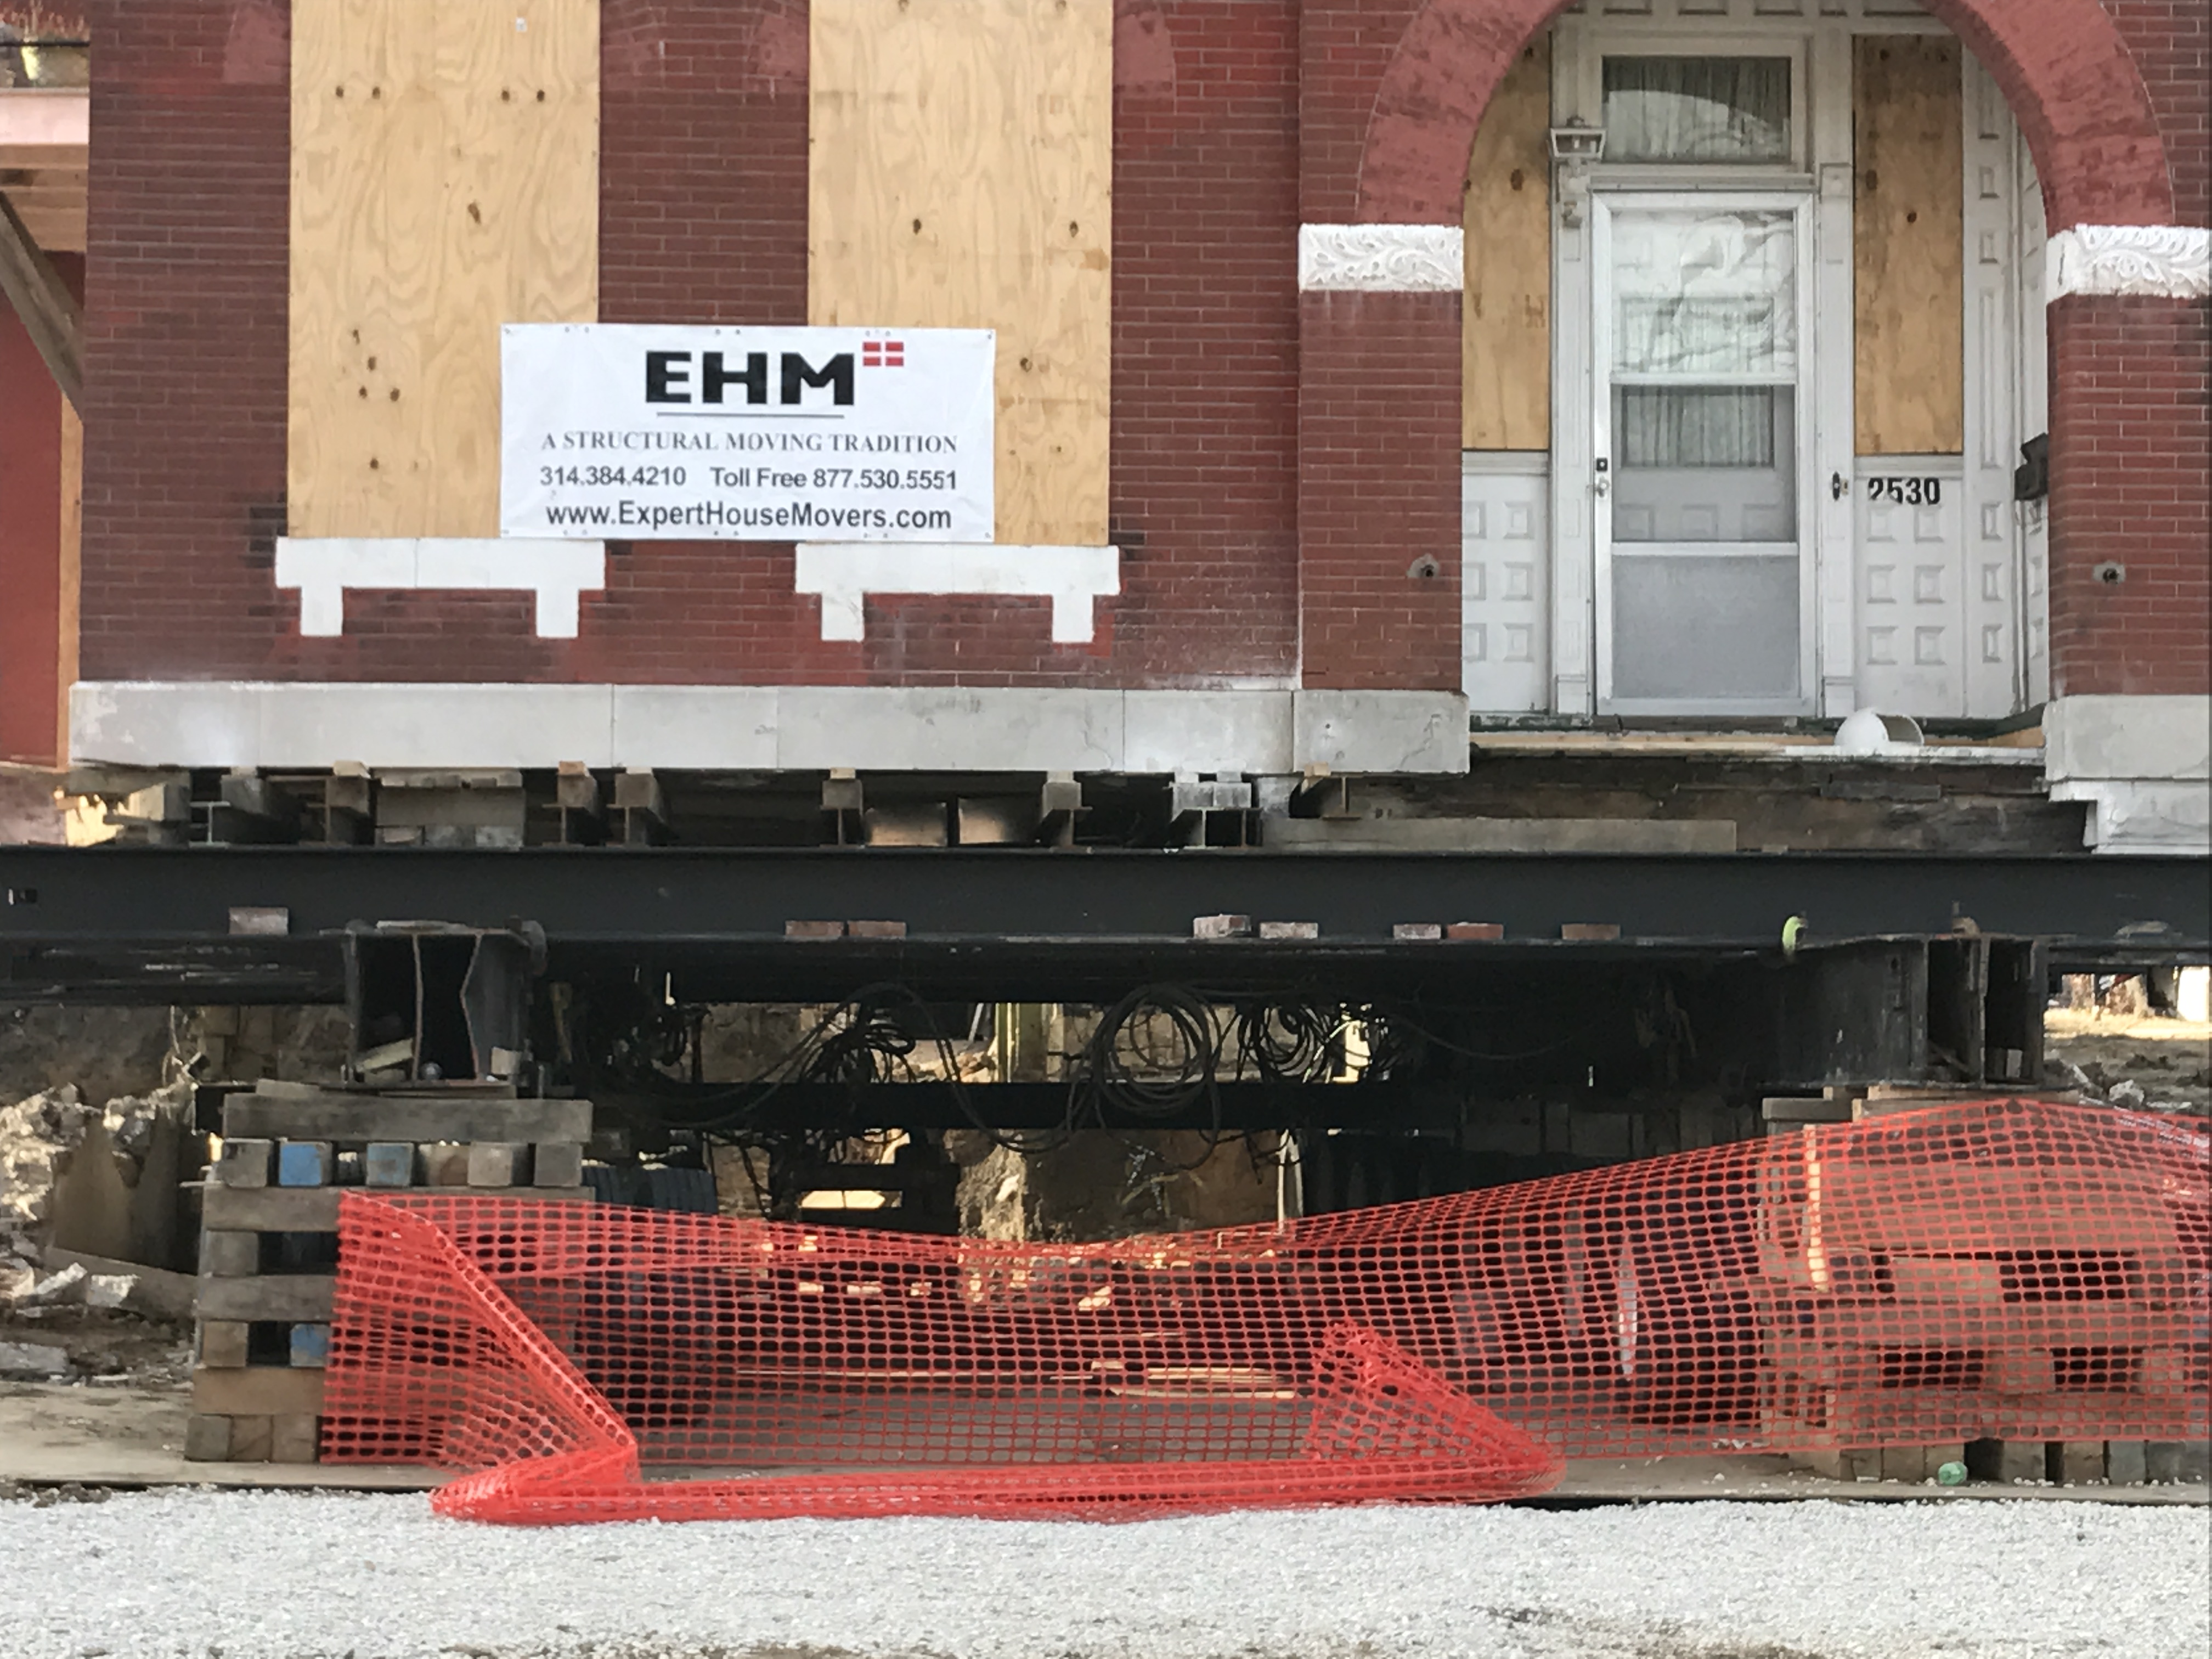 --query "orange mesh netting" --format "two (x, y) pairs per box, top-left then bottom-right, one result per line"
(321, 1100), (2209, 1524)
